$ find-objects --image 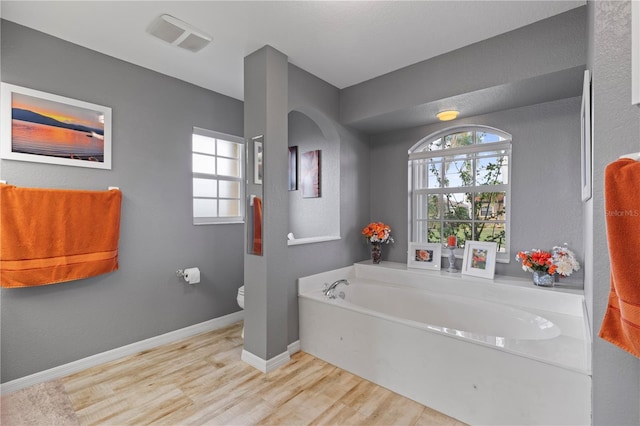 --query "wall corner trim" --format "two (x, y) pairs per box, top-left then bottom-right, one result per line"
(0, 311), (245, 395)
